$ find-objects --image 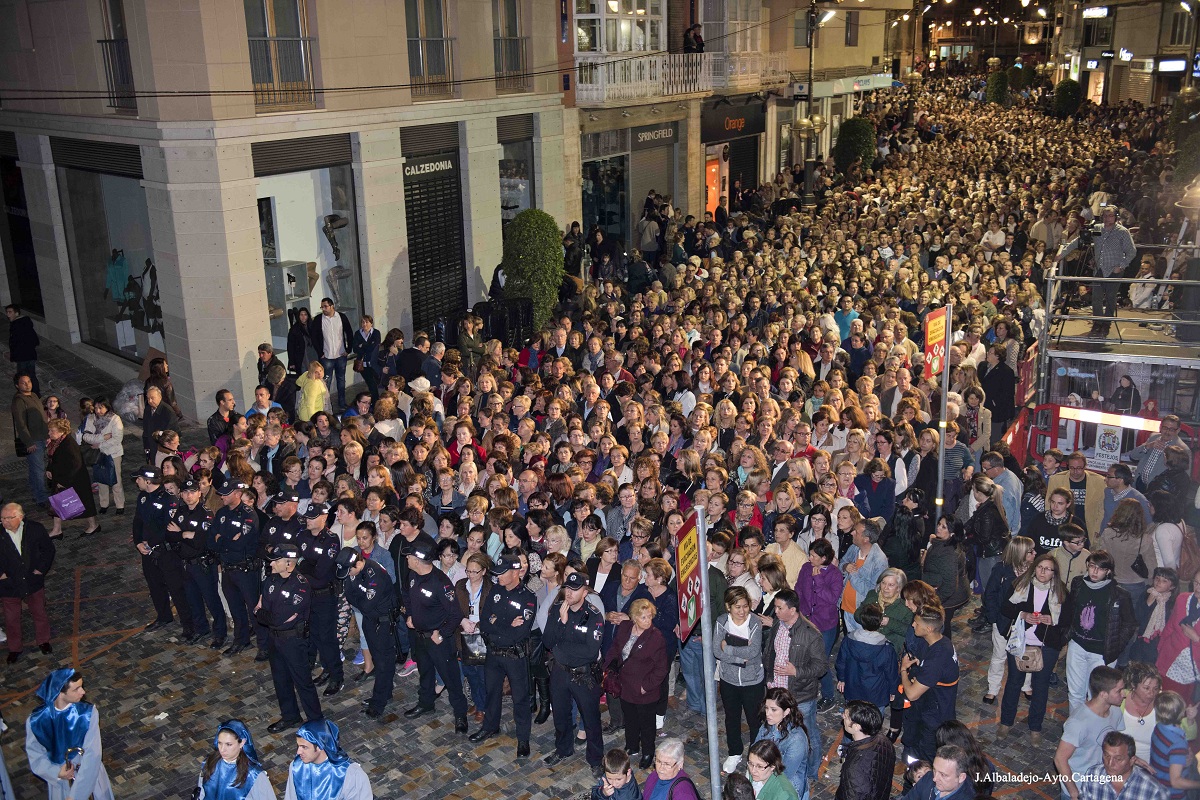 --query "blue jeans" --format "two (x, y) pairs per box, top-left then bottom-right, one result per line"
(462, 662), (488, 712)
(797, 697), (822, 778)
(26, 439), (48, 504)
(679, 633), (707, 714)
(820, 626), (838, 701)
(321, 355), (348, 408)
